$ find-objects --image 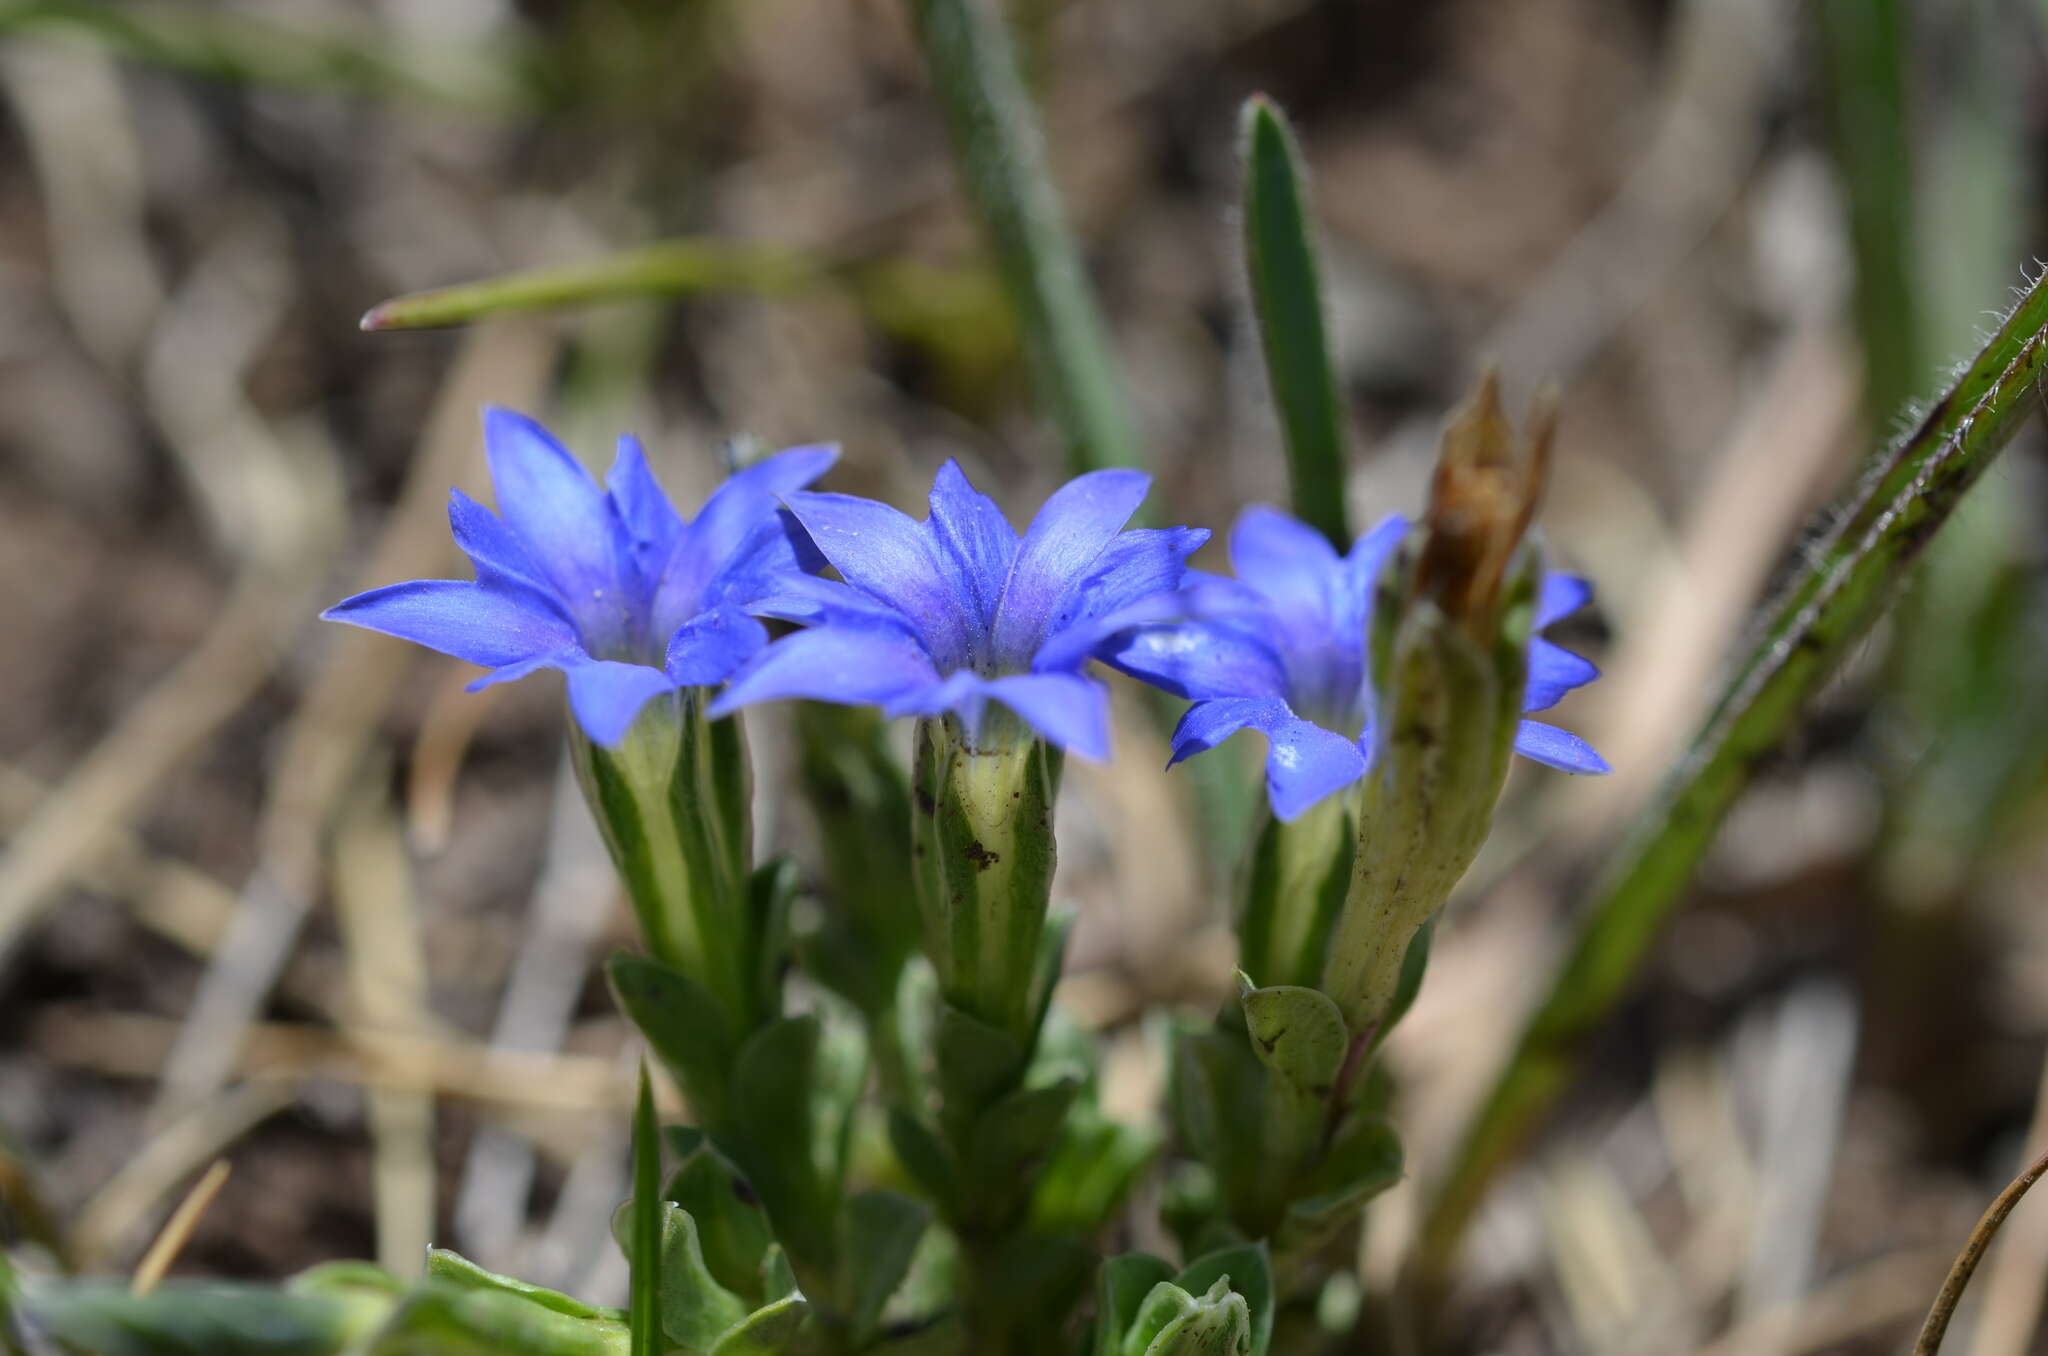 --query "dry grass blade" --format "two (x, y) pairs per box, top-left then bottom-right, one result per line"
(128, 1160), (230, 1296)
(1913, 1146), (2048, 1356)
